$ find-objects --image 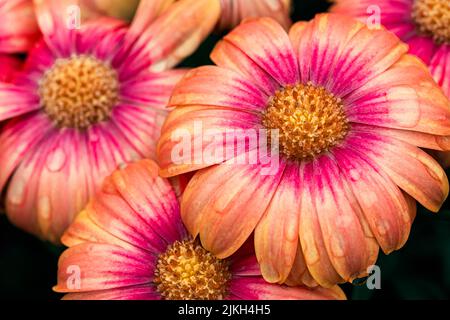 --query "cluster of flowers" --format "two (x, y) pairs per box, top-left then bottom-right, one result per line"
(0, 0), (449, 300)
